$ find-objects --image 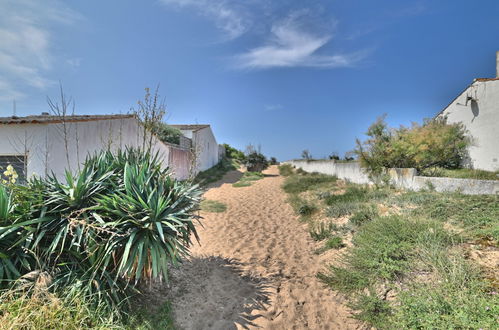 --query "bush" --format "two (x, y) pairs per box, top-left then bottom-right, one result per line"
(278, 164), (294, 176)
(325, 236), (345, 249)
(0, 148), (202, 314)
(223, 144), (245, 161)
(282, 173), (337, 194)
(195, 157), (238, 185)
(349, 204), (379, 226)
(151, 122), (183, 145)
(355, 116), (470, 175)
(245, 152), (268, 172)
